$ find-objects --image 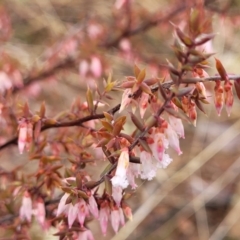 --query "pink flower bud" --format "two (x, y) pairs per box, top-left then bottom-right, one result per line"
(122, 205), (132, 221)
(119, 38), (131, 52)
(196, 82), (207, 99)
(33, 198), (46, 227)
(79, 60), (89, 79)
(187, 100), (197, 127)
(18, 119), (33, 154)
(88, 195), (99, 218)
(214, 80), (224, 116)
(77, 199), (89, 227)
(18, 120), (27, 154)
(20, 191), (32, 222)
(87, 23), (102, 40)
(224, 81), (233, 116)
(90, 56), (102, 78)
(139, 92), (149, 118)
(111, 209), (121, 233)
(68, 203), (78, 228)
(99, 203), (110, 236)
(57, 193), (70, 216)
